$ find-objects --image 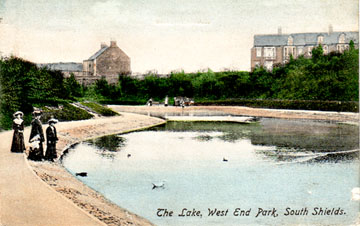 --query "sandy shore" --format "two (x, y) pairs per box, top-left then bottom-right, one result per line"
(5, 106), (358, 226)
